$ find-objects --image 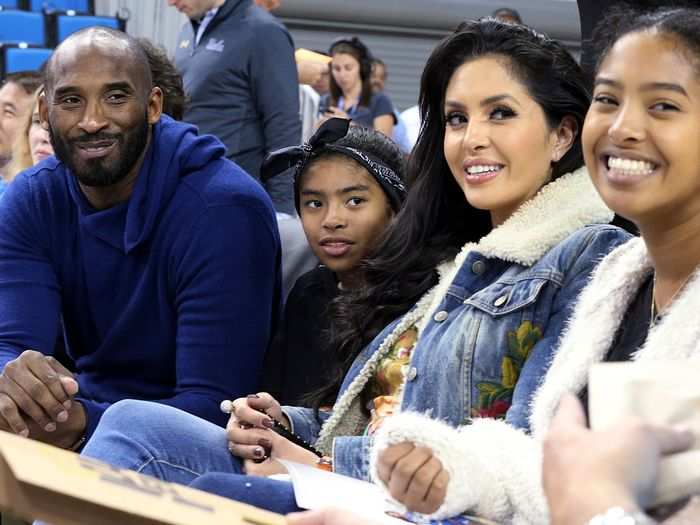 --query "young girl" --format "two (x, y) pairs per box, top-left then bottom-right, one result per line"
(371, 7), (700, 524)
(261, 117), (407, 406)
(319, 37), (395, 137)
(79, 19), (628, 516)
